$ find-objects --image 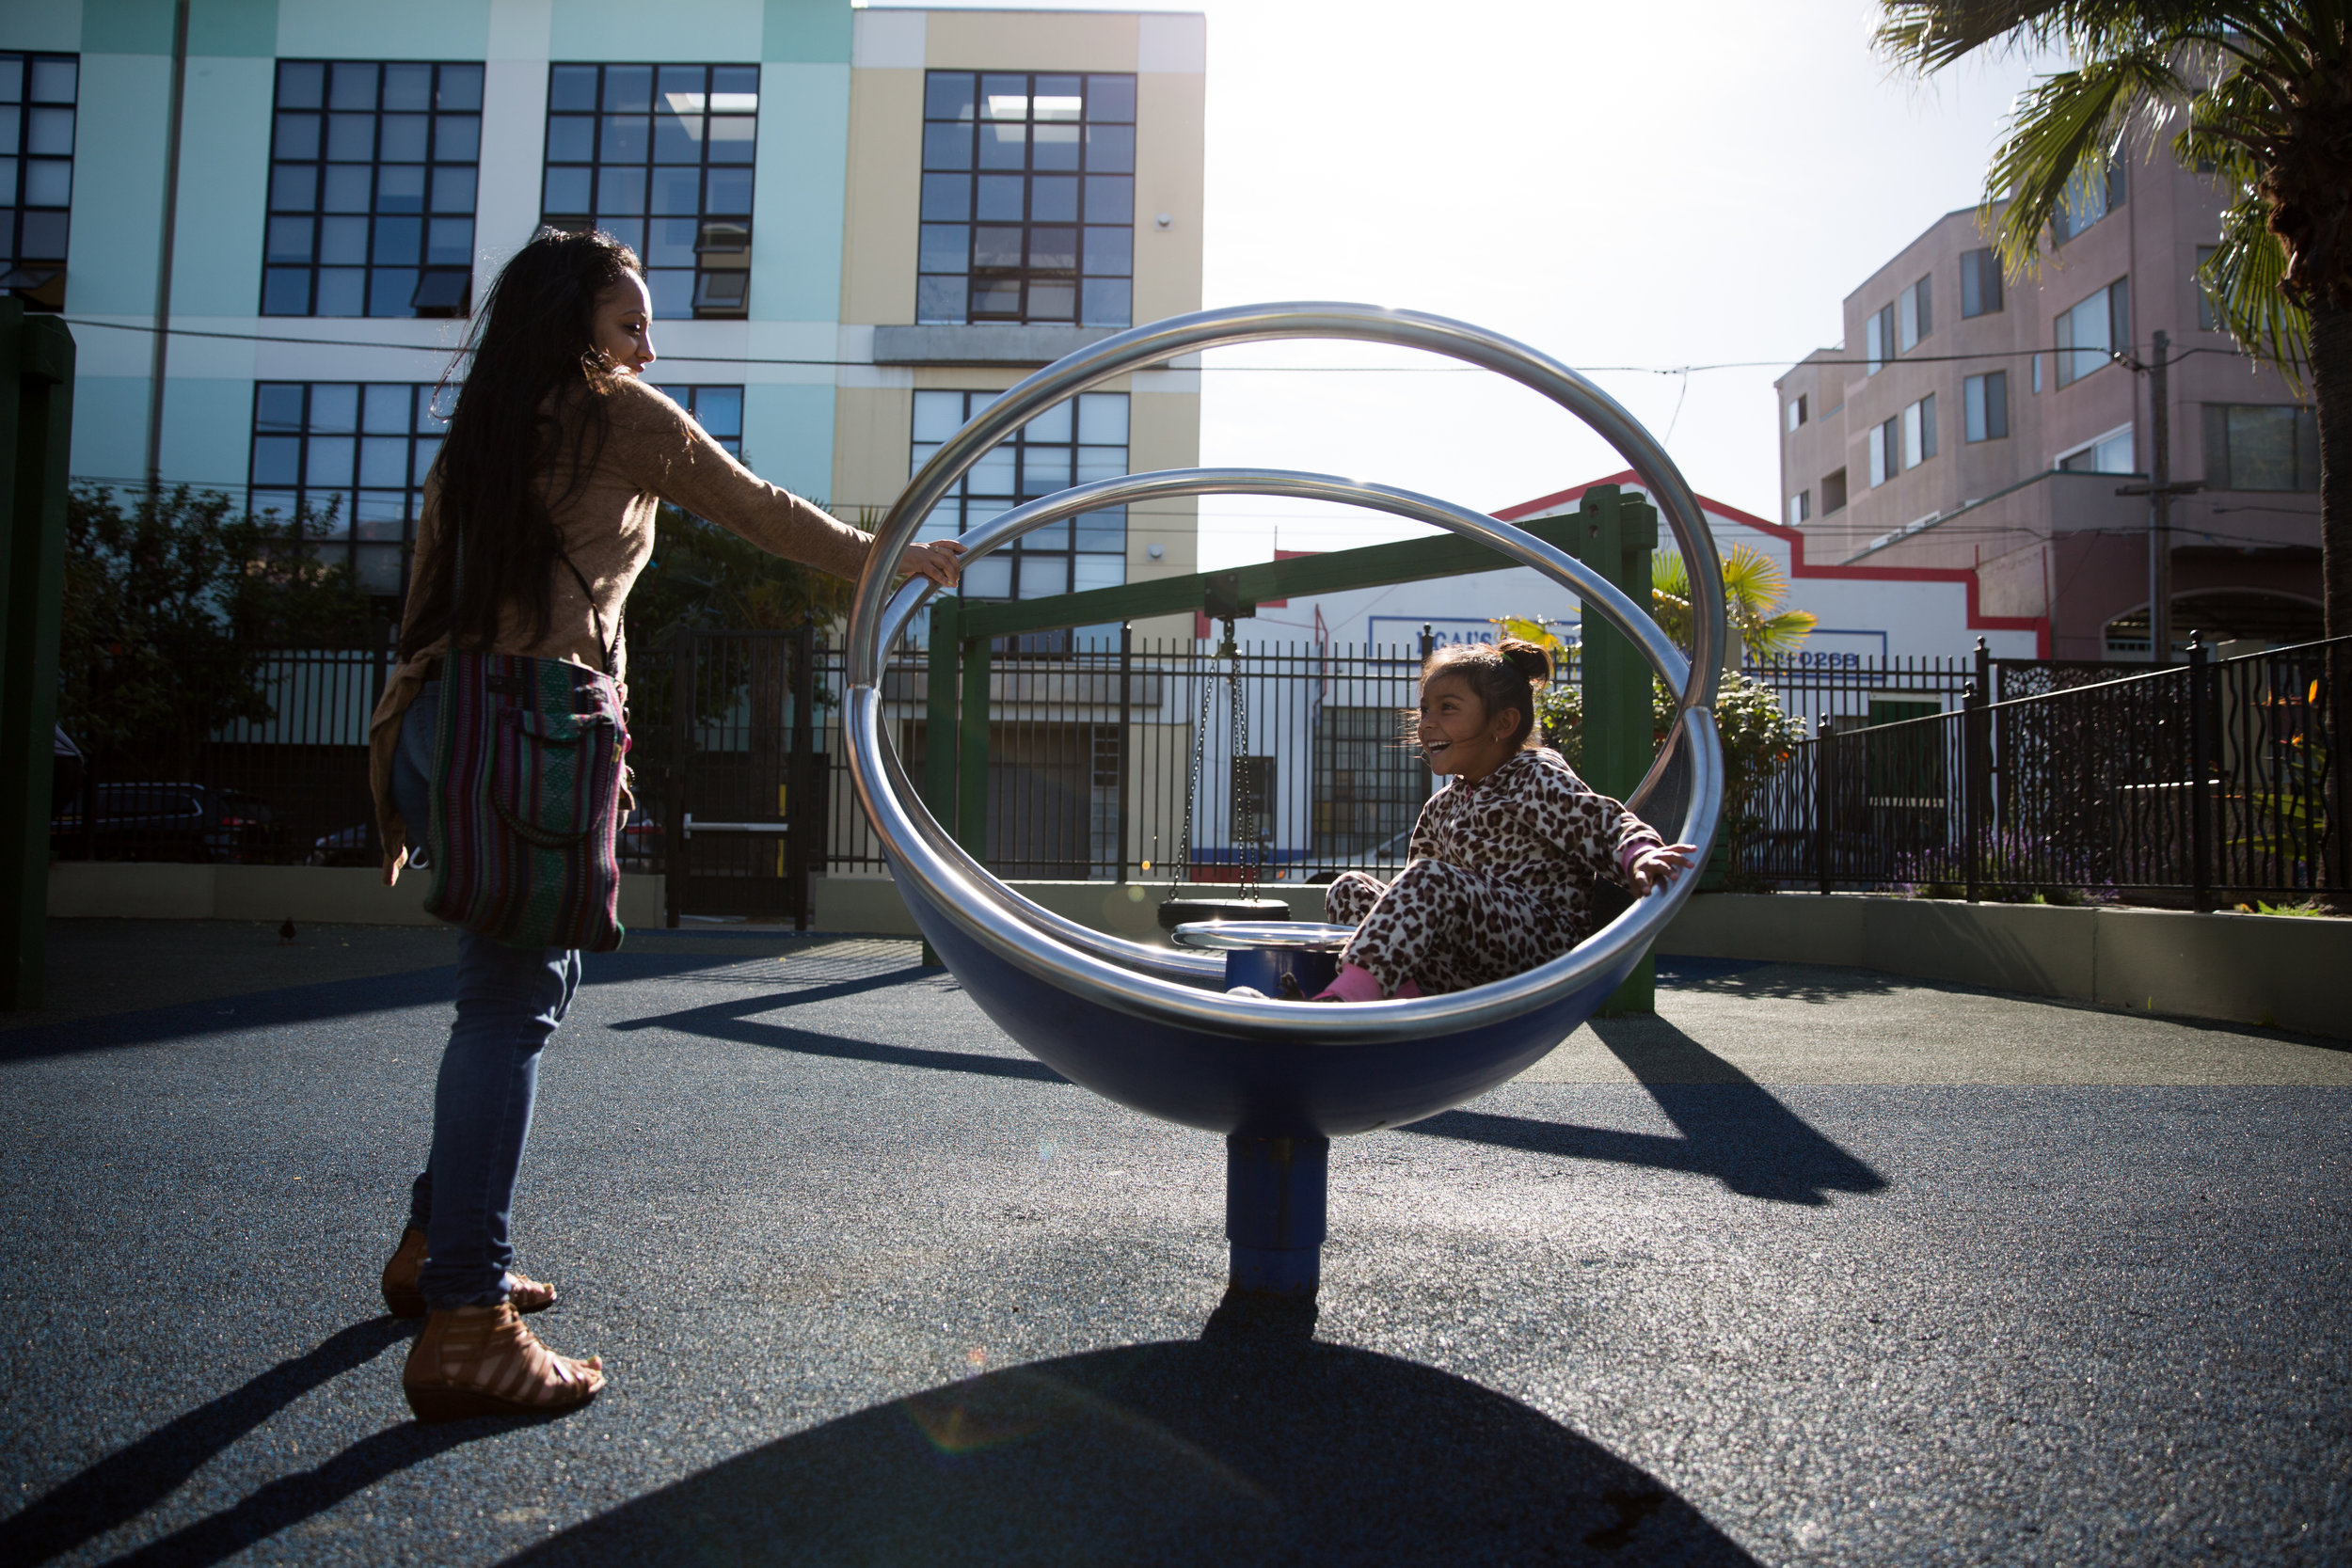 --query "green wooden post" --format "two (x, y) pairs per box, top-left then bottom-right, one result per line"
(0, 303), (74, 1010)
(1570, 484), (1660, 1016)
(957, 632), (992, 862)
